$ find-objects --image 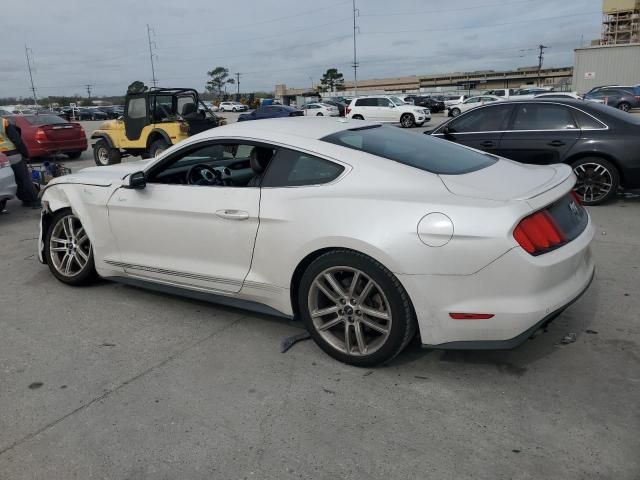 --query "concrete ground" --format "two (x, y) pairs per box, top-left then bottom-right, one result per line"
(0, 112), (639, 479)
